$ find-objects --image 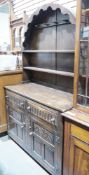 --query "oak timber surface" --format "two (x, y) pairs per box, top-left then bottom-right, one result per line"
(0, 70), (22, 133)
(62, 109), (89, 127)
(5, 83), (73, 112)
(0, 69), (22, 76)
(63, 120), (89, 175)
